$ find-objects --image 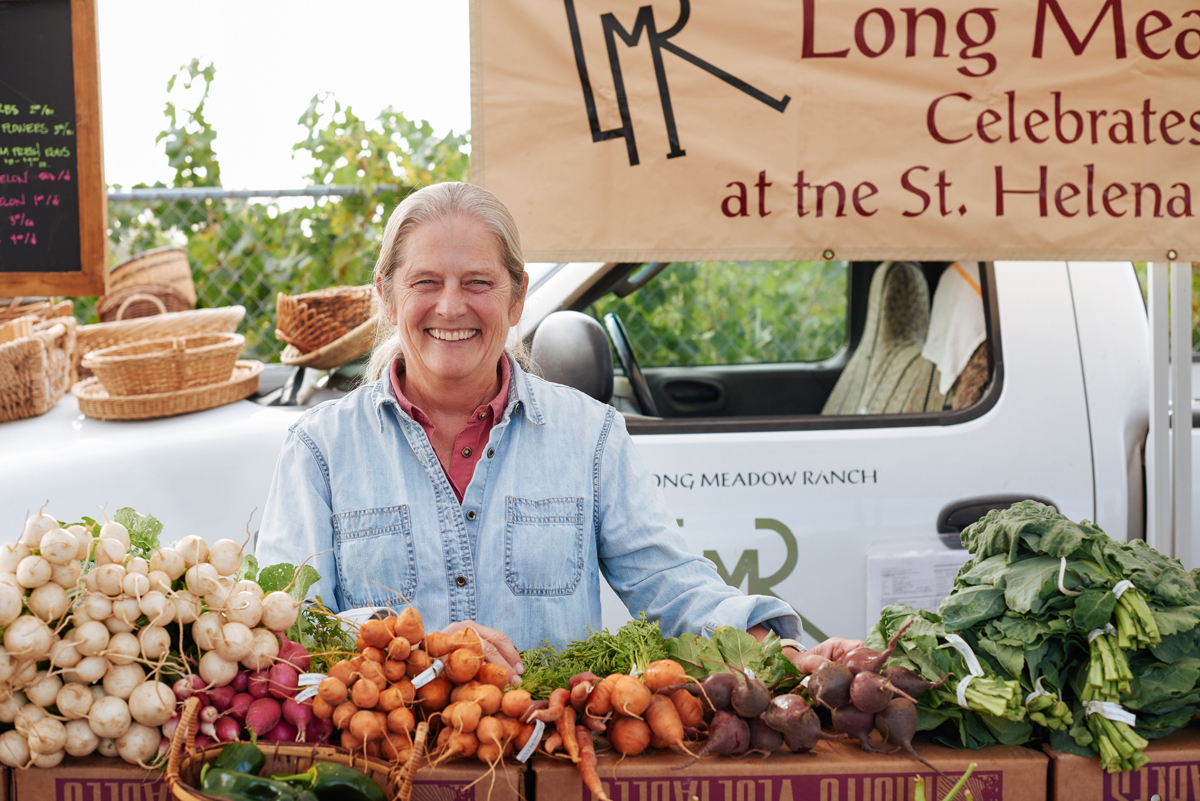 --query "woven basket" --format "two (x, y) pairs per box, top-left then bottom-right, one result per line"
(72, 360), (262, 420)
(110, 247), (197, 307)
(281, 313), (381, 370)
(76, 306), (245, 382)
(83, 333), (244, 397)
(98, 282), (194, 322)
(0, 316), (34, 346)
(0, 317), (77, 423)
(165, 698), (422, 801)
(276, 285), (375, 354)
(0, 297), (73, 323)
